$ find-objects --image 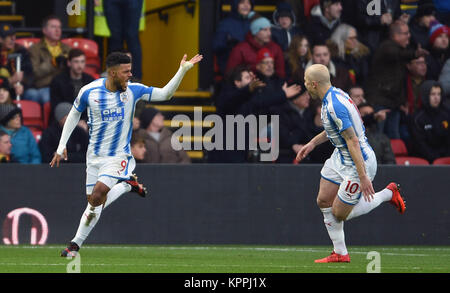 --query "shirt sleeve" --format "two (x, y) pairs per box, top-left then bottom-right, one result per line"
(73, 87), (89, 112)
(129, 83), (154, 102)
